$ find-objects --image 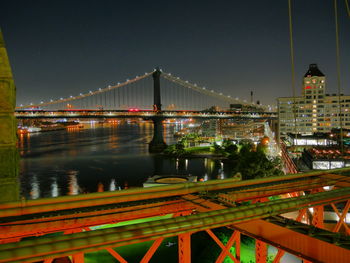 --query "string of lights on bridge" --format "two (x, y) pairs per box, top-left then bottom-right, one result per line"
(16, 72), (154, 109)
(161, 71), (275, 111)
(16, 68), (276, 111)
